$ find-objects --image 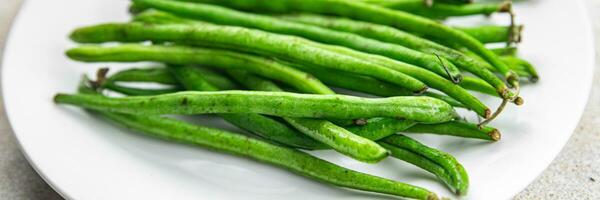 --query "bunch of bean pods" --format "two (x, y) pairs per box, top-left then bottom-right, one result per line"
(55, 0), (538, 199)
